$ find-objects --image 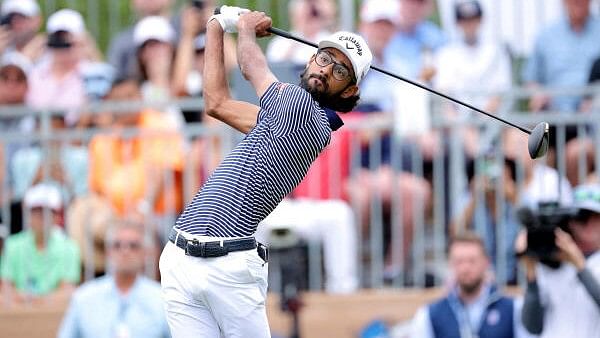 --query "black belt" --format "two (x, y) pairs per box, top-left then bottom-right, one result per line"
(169, 228), (258, 258)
